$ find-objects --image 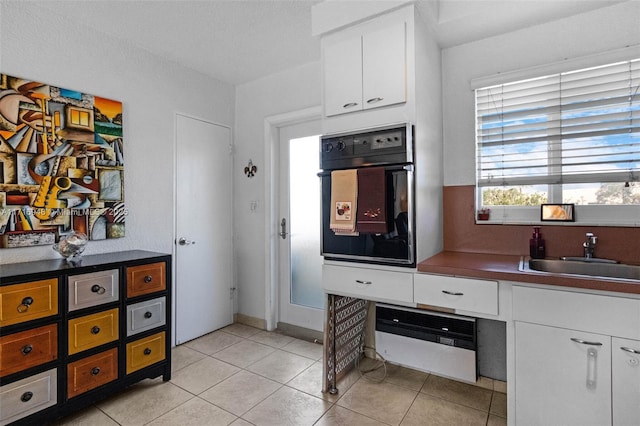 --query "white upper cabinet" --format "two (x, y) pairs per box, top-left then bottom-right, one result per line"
(323, 21), (407, 117)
